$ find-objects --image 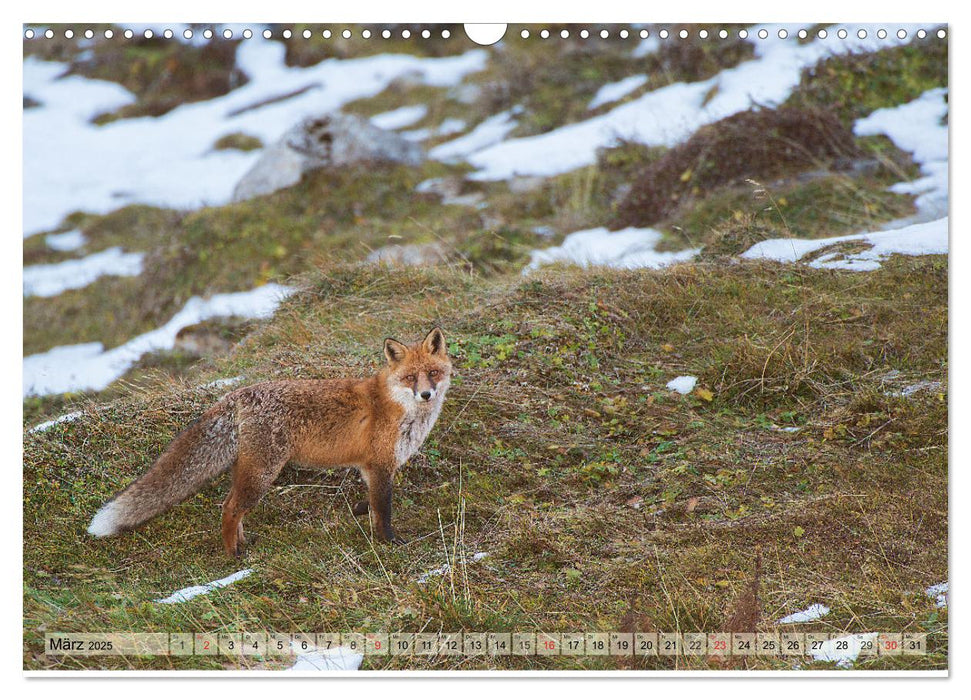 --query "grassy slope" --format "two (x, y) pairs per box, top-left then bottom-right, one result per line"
(25, 257), (947, 670)
(23, 32), (948, 671)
